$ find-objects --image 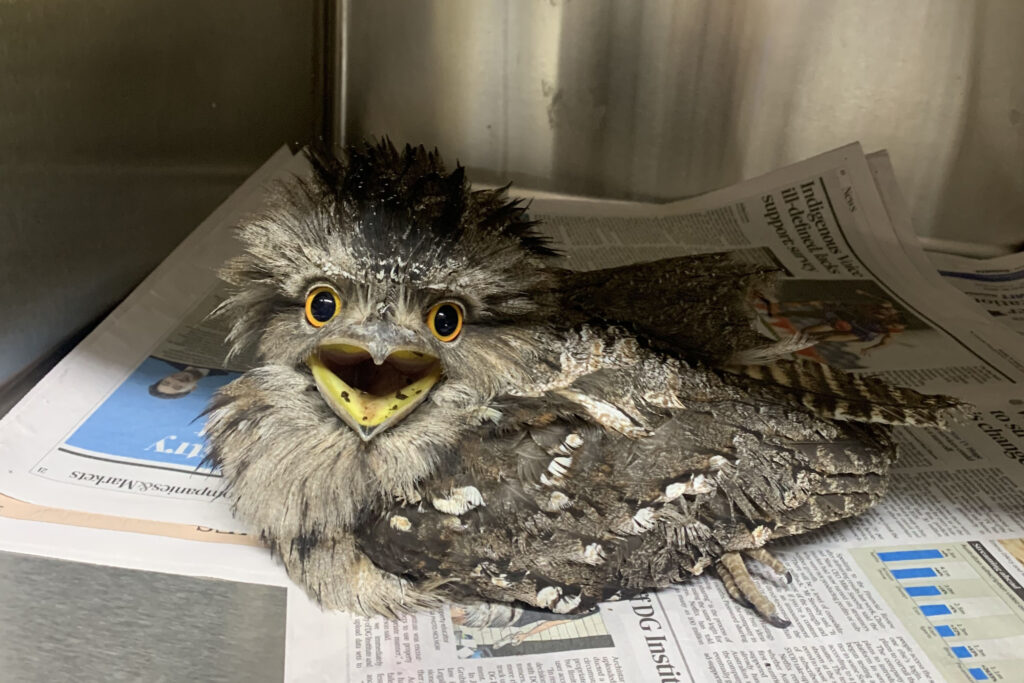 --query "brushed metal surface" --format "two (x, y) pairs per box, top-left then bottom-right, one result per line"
(0, 550), (286, 682)
(337, 0), (1024, 248)
(0, 0), (316, 394)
